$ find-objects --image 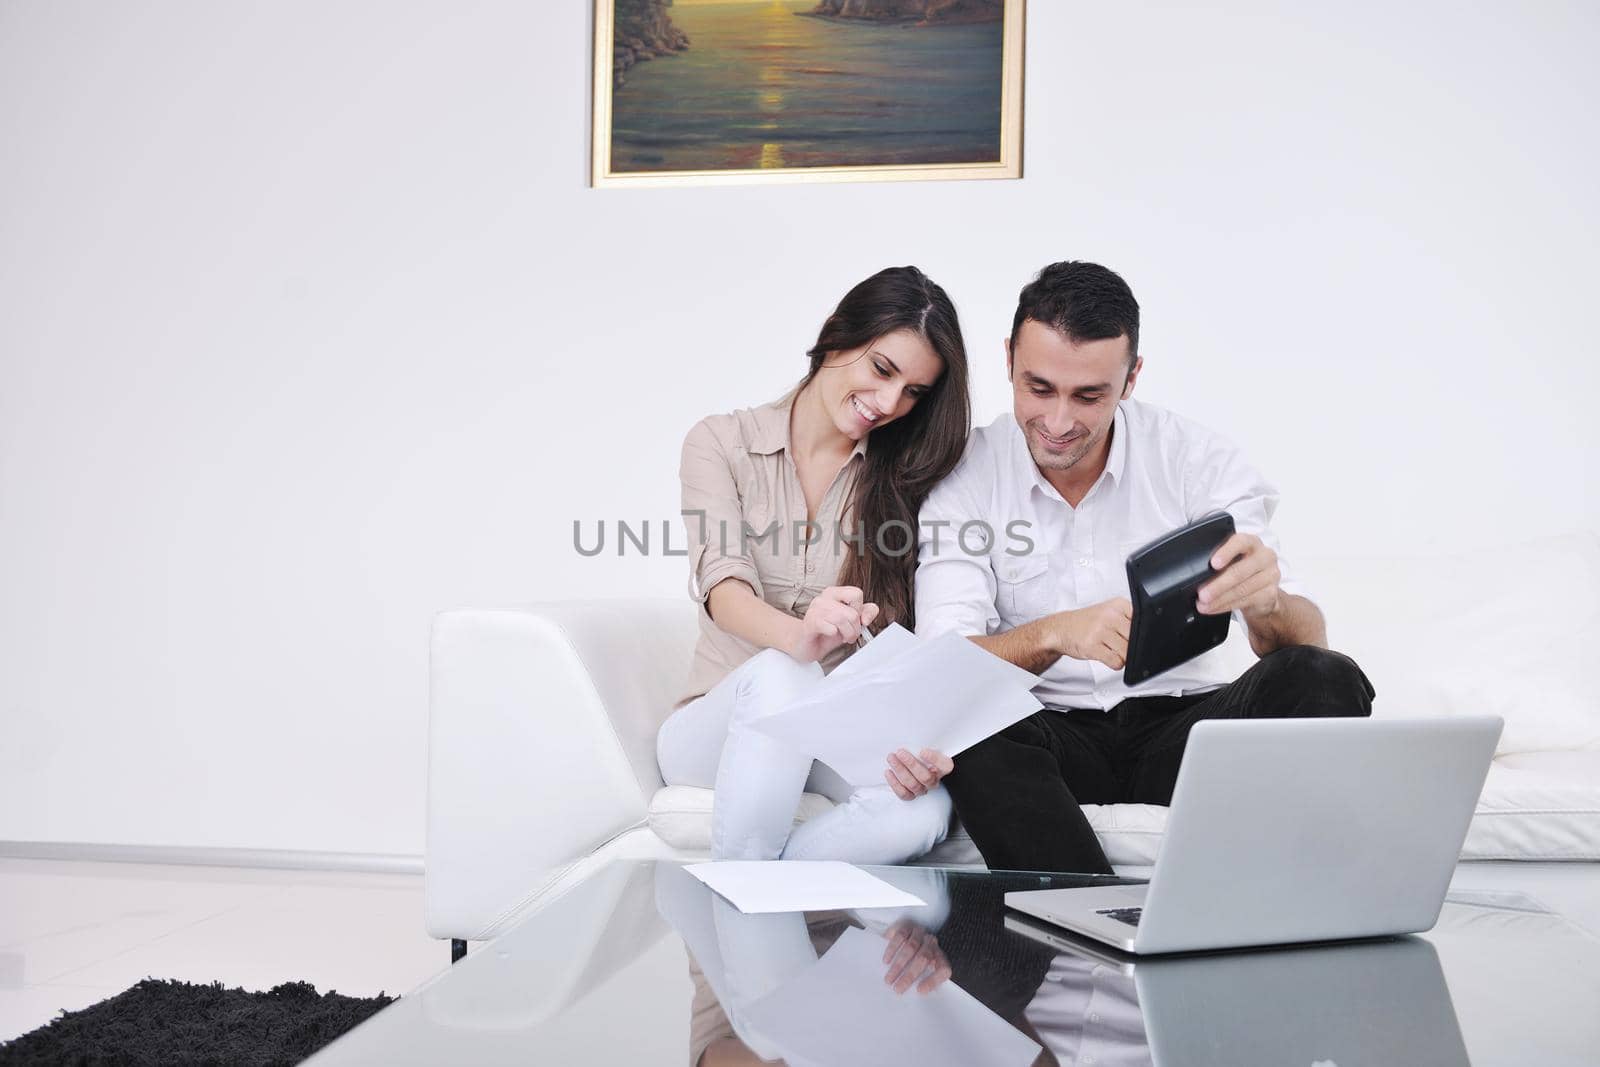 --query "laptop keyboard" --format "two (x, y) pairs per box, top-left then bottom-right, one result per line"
(1096, 907), (1143, 928)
